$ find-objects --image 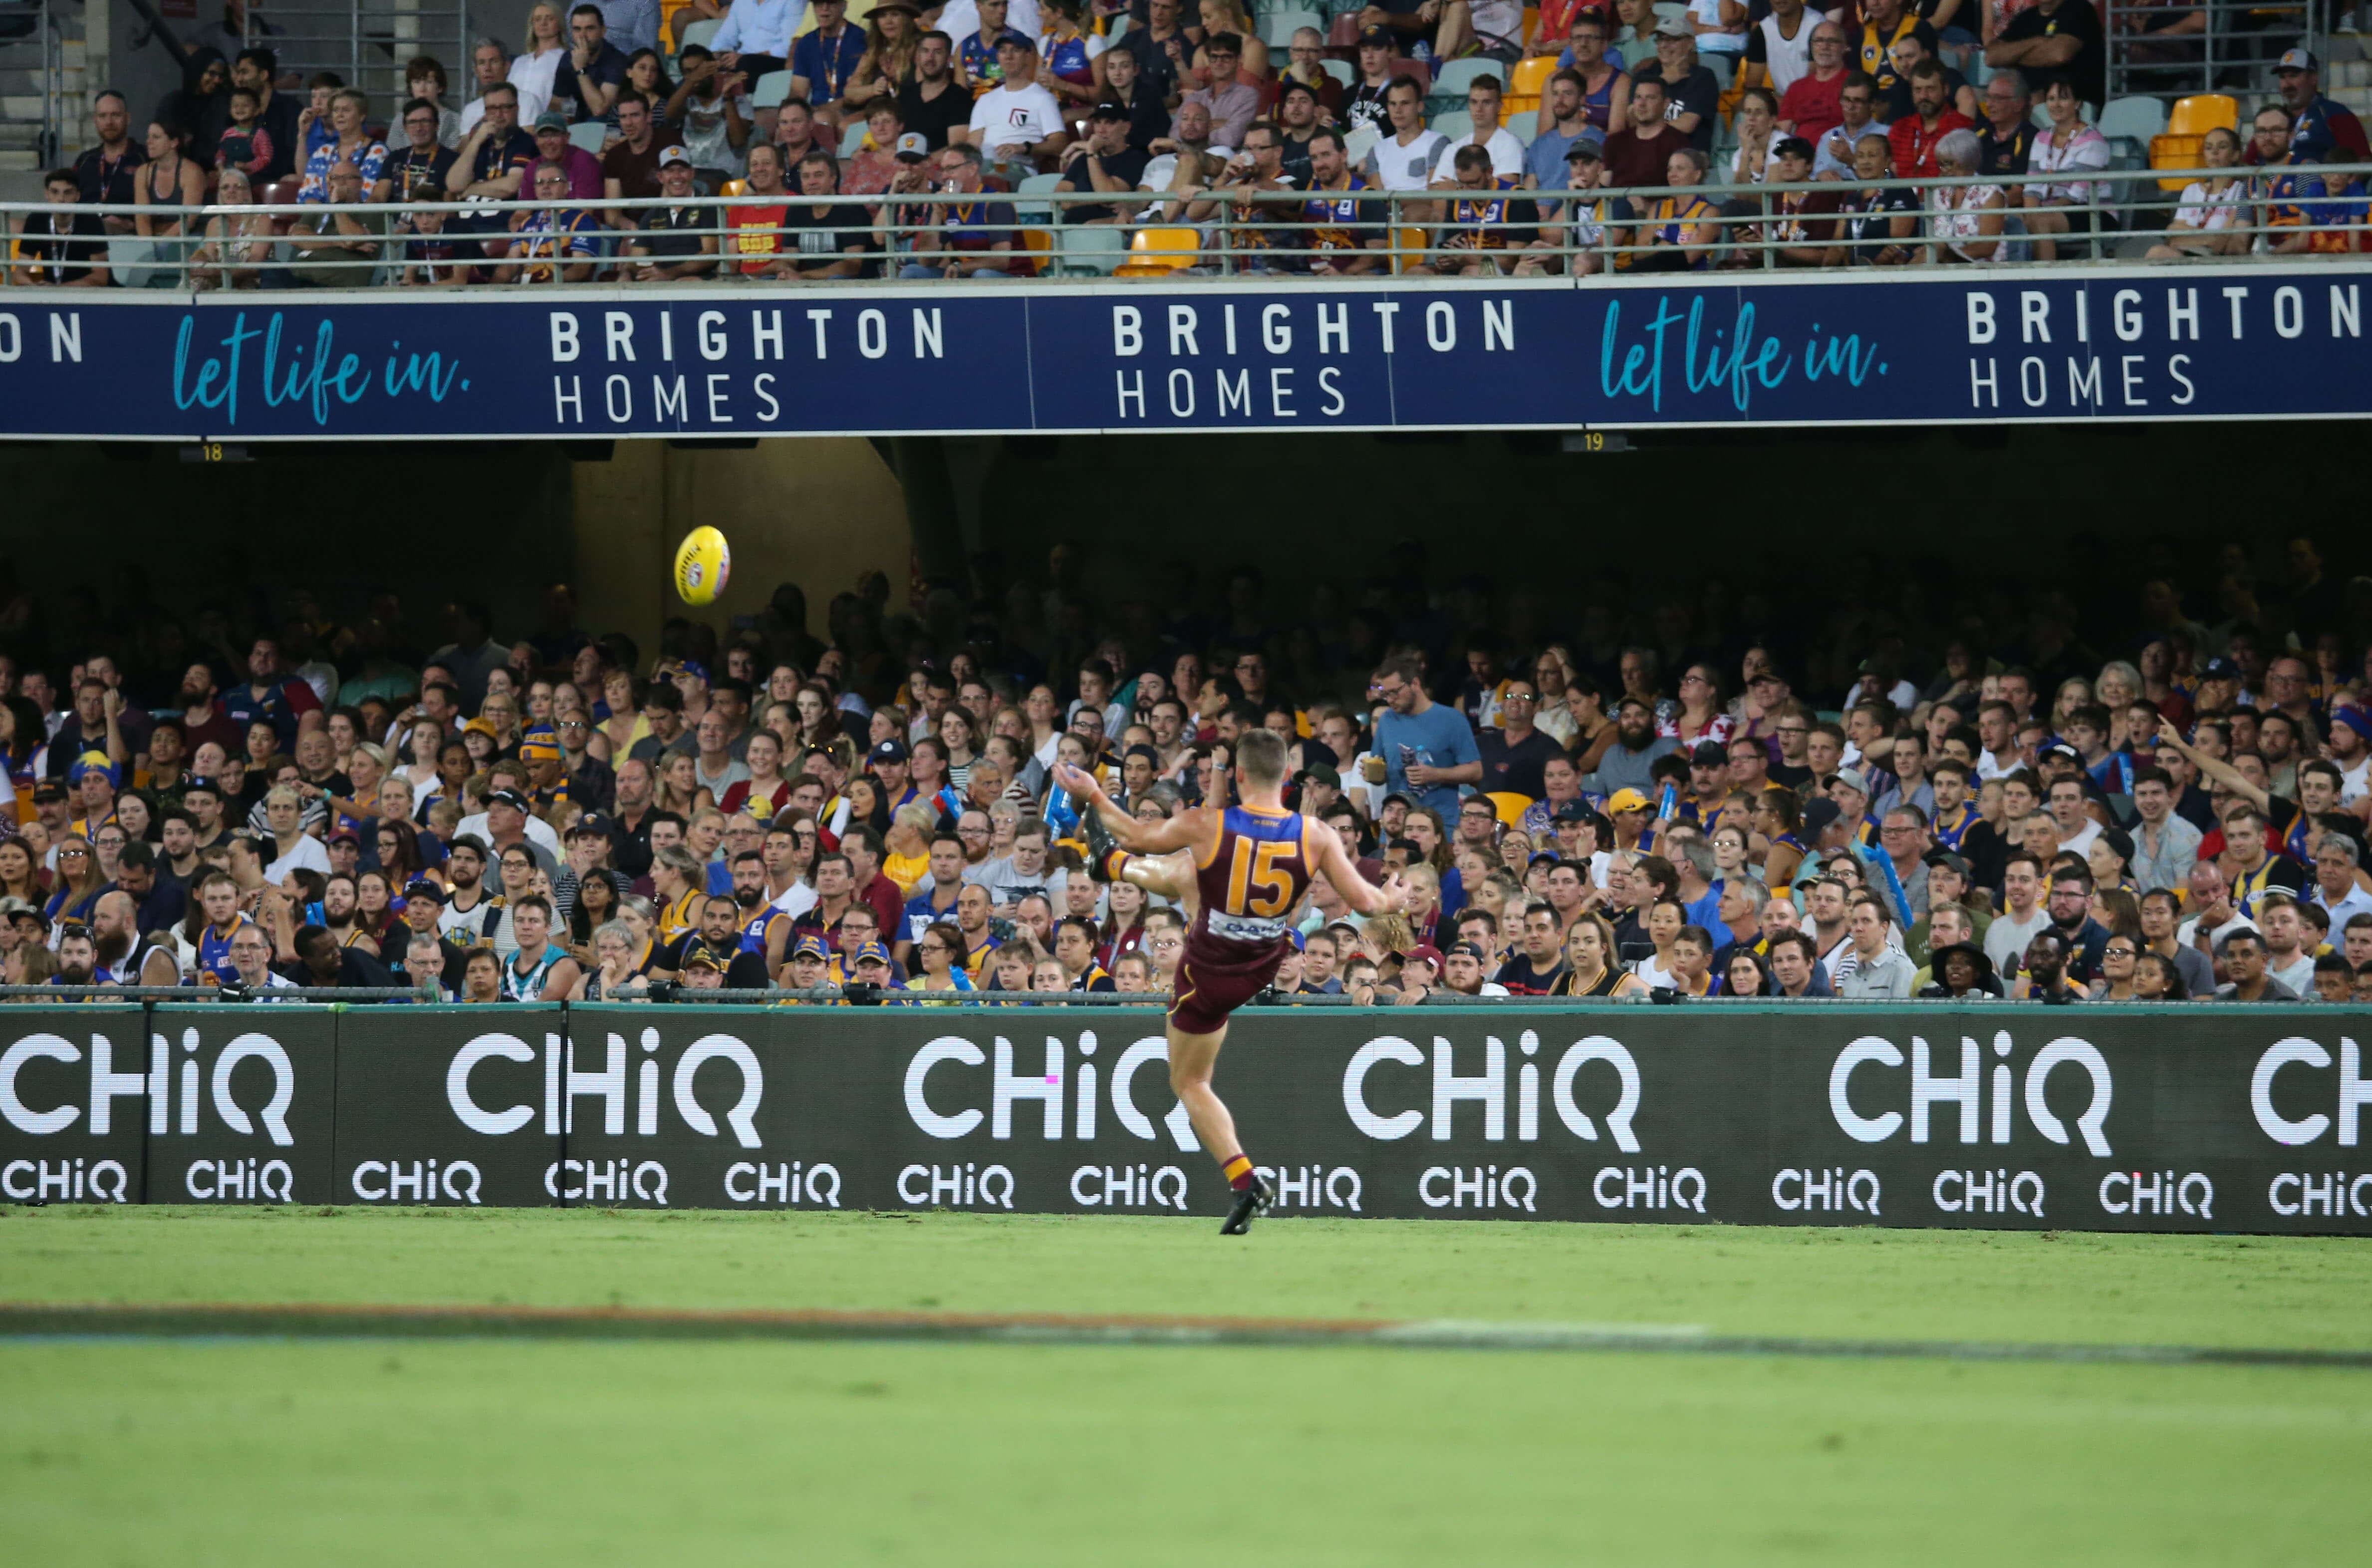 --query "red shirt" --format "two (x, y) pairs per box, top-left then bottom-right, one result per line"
(1779, 69), (1847, 150)
(1890, 109), (1973, 181)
